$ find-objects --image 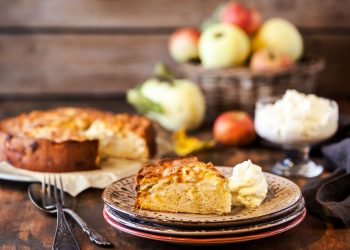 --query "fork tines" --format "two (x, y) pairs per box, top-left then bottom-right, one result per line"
(42, 174), (65, 208)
